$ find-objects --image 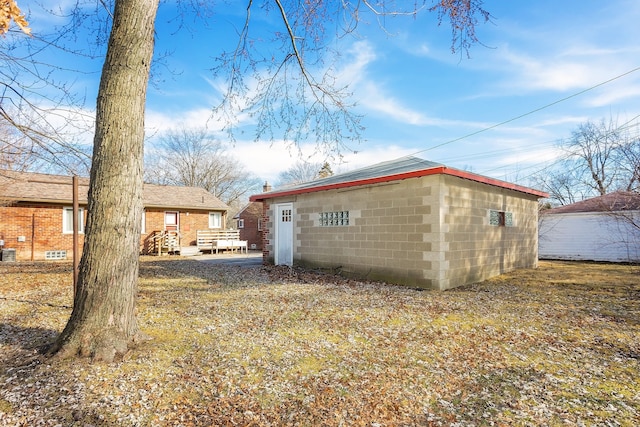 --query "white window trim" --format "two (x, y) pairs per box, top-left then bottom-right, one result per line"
(62, 207), (84, 234)
(164, 211), (179, 228)
(141, 210), (146, 234)
(237, 219), (245, 229)
(209, 211), (222, 229)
